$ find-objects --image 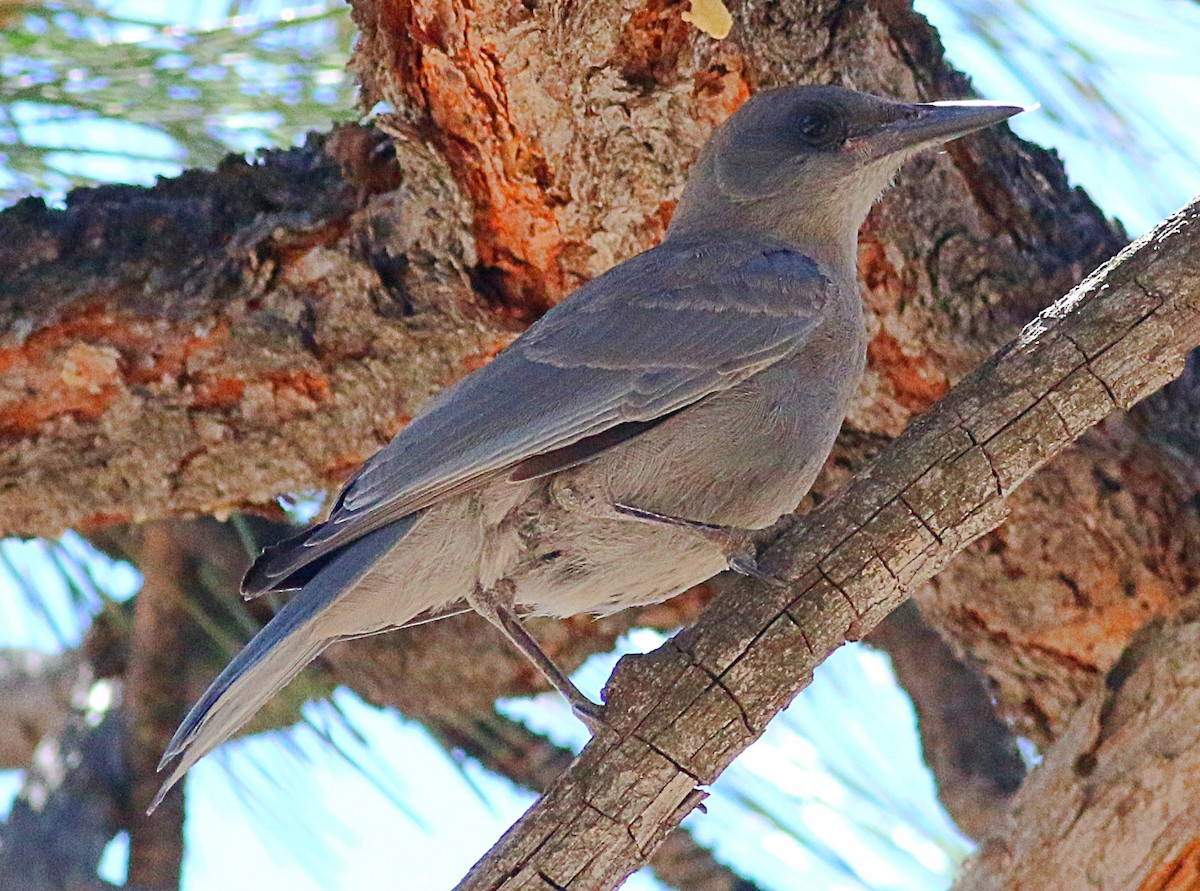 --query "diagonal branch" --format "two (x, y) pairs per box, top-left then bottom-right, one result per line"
(456, 196), (1200, 890)
(428, 711), (763, 891)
